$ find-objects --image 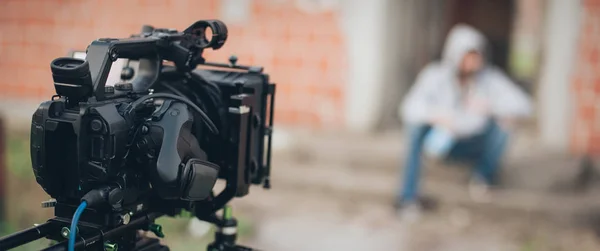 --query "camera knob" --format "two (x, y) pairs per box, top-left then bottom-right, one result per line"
(115, 82), (133, 92)
(41, 198), (57, 208)
(109, 188), (124, 209)
(234, 81), (245, 94)
(120, 213), (131, 225)
(229, 55), (238, 66)
(141, 25), (155, 34)
(90, 119), (103, 132)
(105, 86), (115, 94)
(120, 67), (135, 81)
